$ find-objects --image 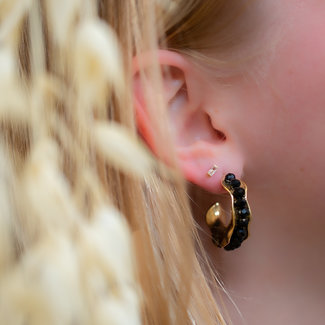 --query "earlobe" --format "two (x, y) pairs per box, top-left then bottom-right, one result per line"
(133, 50), (244, 194)
(177, 142), (244, 193)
